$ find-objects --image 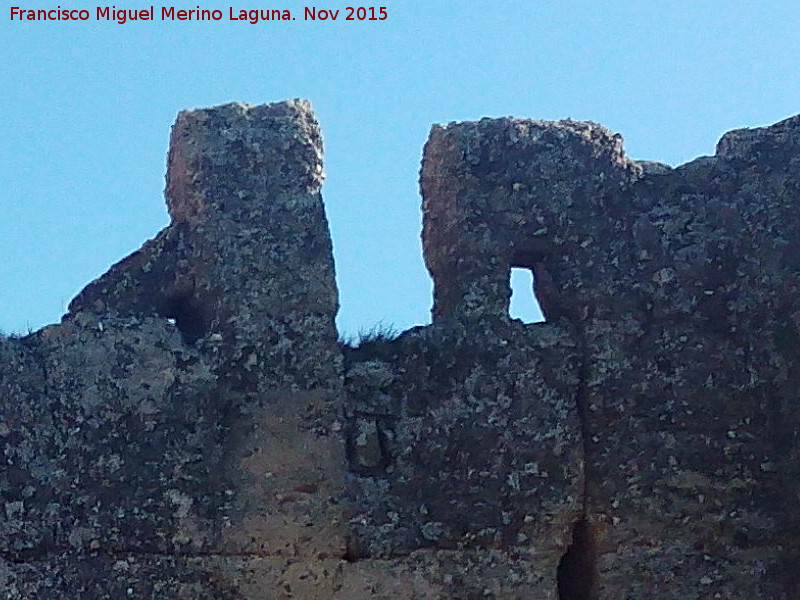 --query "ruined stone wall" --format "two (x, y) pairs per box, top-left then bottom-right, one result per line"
(1, 102), (799, 598)
(417, 114), (800, 598)
(1, 101), (349, 598)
